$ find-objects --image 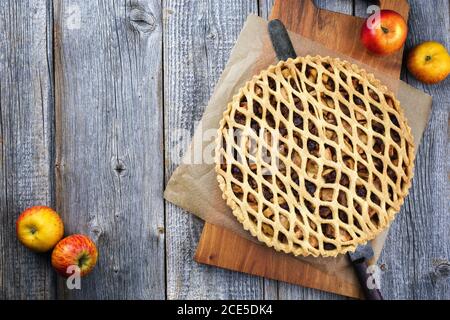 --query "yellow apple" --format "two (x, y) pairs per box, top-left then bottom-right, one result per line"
(16, 206), (64, 252)
(407, 41), (450, 84)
